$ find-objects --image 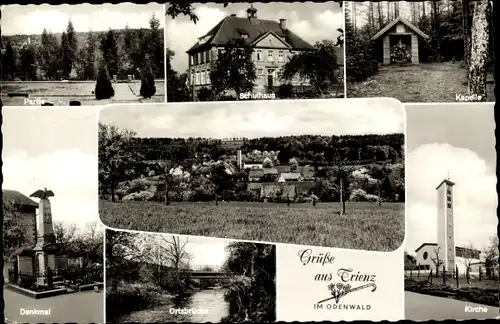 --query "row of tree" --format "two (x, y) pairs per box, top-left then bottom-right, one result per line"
(0, 15), (164, 81)
(346, 0), (494, 100)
